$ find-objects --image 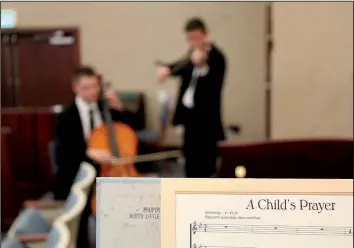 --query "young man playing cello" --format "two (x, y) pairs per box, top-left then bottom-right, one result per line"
(156, 17), (227, 178)
(53, 65), (132, 200)
(53, 65), (133, 247)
